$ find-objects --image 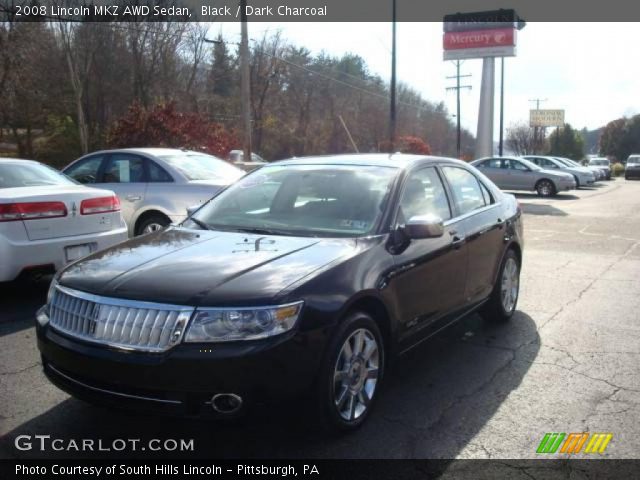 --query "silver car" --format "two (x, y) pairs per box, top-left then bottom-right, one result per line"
(63, 148), (245, 236)
(471, 157), (576, 197)
(554, 157), (604, 181)
(523, 155), (595, 188)
(588, 157), (612, 180)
